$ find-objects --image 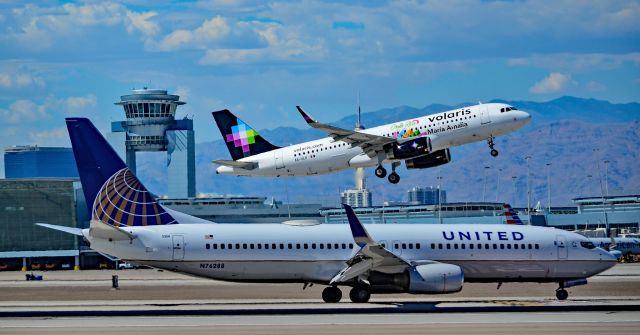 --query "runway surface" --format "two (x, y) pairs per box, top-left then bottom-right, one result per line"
(1, 264), (639, 334)
(2, 312), (640, 335)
